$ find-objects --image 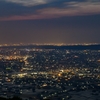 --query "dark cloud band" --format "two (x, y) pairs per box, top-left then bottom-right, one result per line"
(0, 0), (100, 21)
